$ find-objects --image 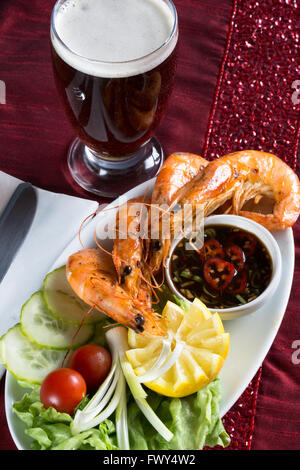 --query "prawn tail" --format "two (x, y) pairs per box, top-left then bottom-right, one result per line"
(238, 210), (287, 231)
